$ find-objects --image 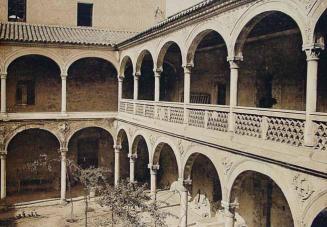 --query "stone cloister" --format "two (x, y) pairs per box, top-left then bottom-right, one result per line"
(1, 0), (327, 226)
